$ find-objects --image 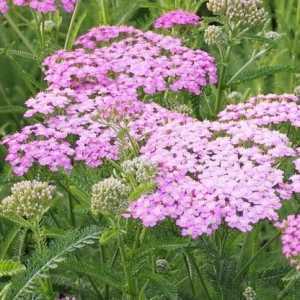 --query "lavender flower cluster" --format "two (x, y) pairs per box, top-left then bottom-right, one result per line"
(2, 25), (216, 176)
(0, 0), (76, 14)
(153, 10), (200, 29)
(129, 107), (299, 237)
(278, 215), (300, 270)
